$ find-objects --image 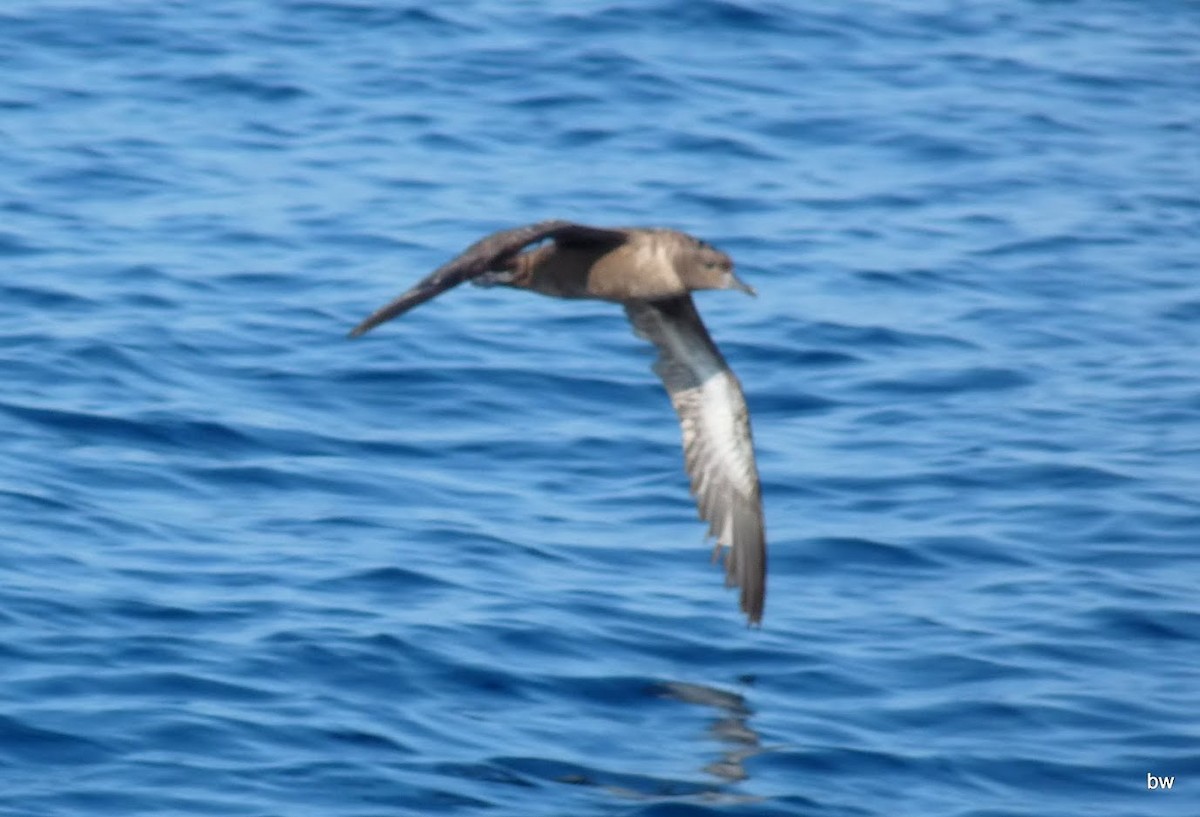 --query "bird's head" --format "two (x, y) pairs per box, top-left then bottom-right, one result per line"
(687, 241), (756, 296)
